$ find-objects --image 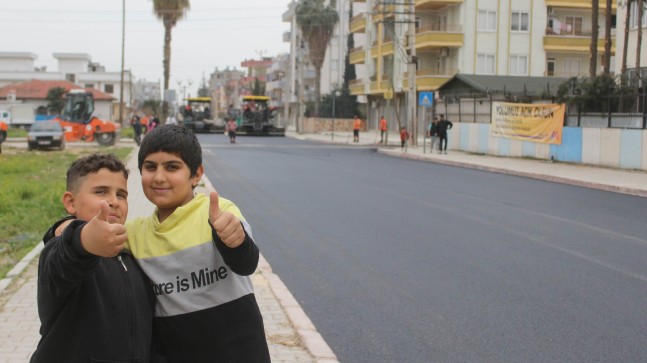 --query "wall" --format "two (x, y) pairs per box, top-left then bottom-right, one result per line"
(301, 117), (365, 133)
(449, 122), (647, 171)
